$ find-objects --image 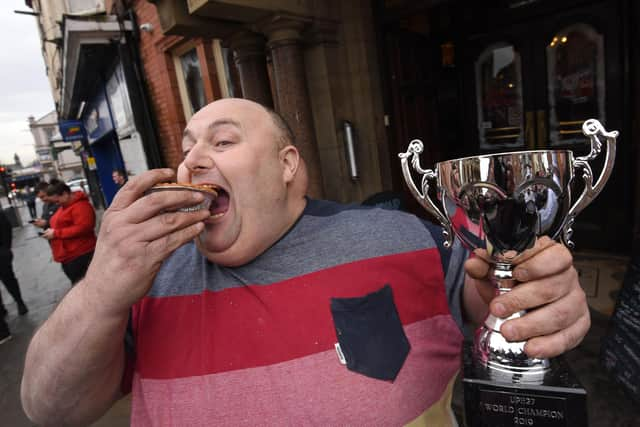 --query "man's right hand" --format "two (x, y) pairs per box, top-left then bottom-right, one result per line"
(83, 168), (210, 315)
(20, 170), (209, 426)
